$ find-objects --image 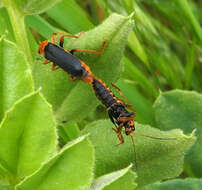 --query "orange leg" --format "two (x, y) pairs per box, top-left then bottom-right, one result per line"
(118, 115), (136, 122)
(116, 132), (124, 146)
(51, 33), (56, 44)
(70, 41), (106, 55)
(43, 59), (50, 65)
(111, 83), (136, 112)
(51, 63), (59, 71)
(115, 98), (132, 108)
(50, 31), (85, 47)
(43, 59), (59, 72)
(59, 31), (85, 47)
(112, 127), (124, 146)
(112, 128), (118, 133)
(70, 75), (77, 82)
